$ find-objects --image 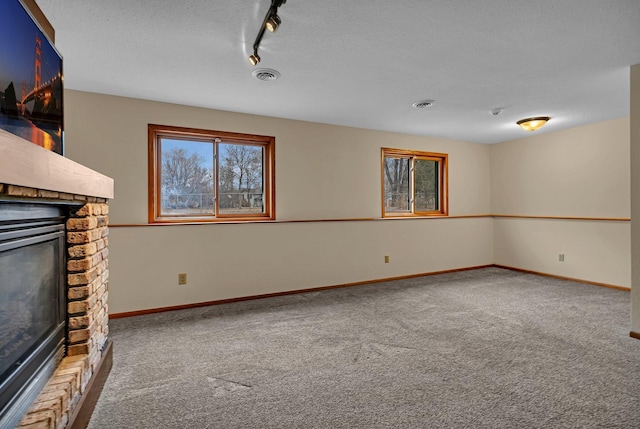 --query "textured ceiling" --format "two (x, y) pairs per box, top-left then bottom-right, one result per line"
(35, 0), (640, 143)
